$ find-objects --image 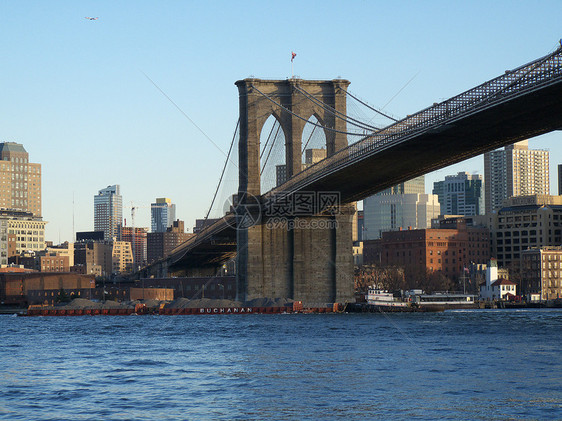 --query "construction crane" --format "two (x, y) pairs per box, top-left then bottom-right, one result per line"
(129, 202), (164, 230)
(127, 202), (159, 271)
